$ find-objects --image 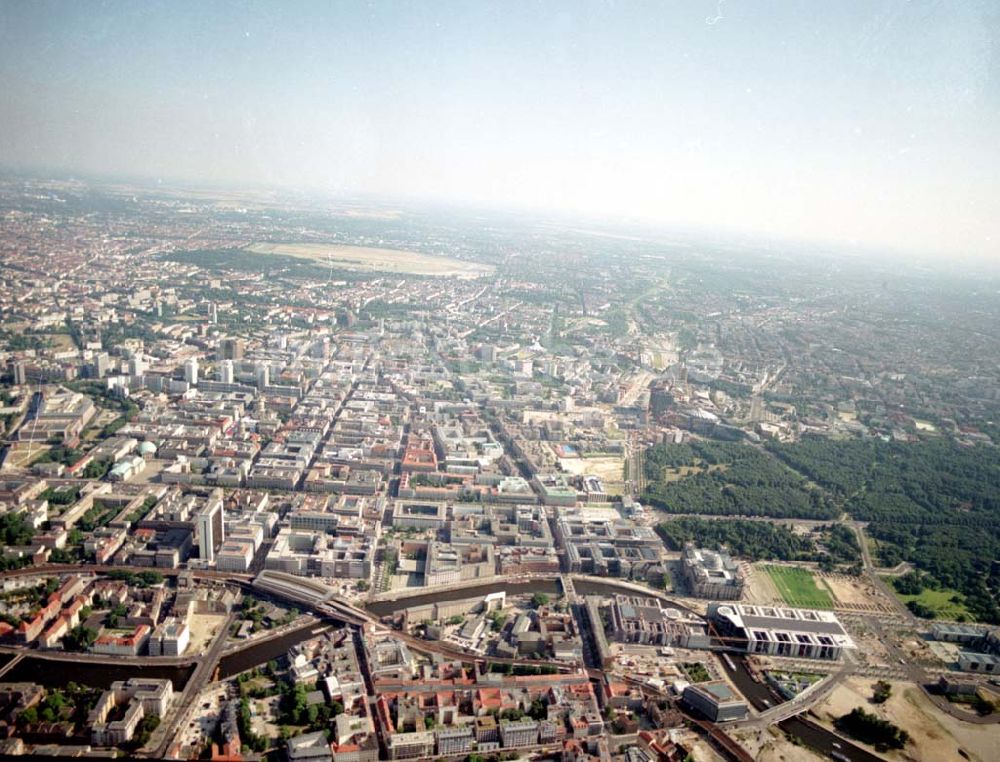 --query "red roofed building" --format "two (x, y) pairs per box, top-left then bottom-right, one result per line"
(39, 615), (71, 649)
(637, 730), (690, 761)
(53, 575), (86, 602)
(17, 598), (61, 643)
(93, 624), (150, 656)
(561, 737), (611, 761)
(401, 438), (437, 473)
(475, 687), (502, 714)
